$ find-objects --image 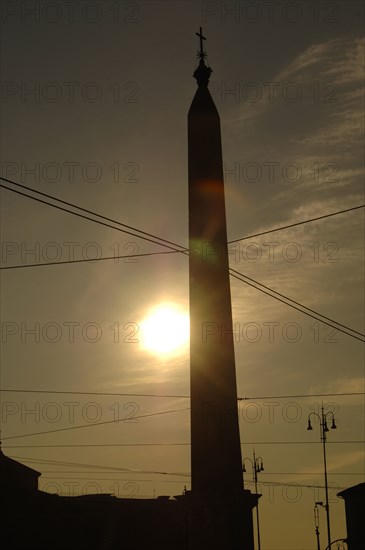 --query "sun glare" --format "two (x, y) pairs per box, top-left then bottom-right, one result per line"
(140, 305), (189, 355)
